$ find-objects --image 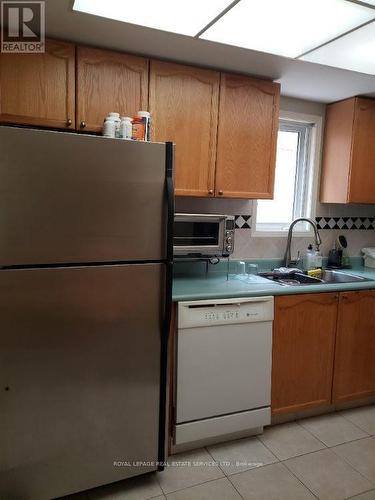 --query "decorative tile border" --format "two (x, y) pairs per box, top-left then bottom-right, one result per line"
(235, 215), (251, 229)
(234, 215), (375, 230)
(316, 217), (375, 230)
